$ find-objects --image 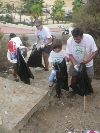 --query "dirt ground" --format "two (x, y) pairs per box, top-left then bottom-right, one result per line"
(1, 44), (100, 133)
(1, 66), (100, 133)
(19, 77), (100, 133)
